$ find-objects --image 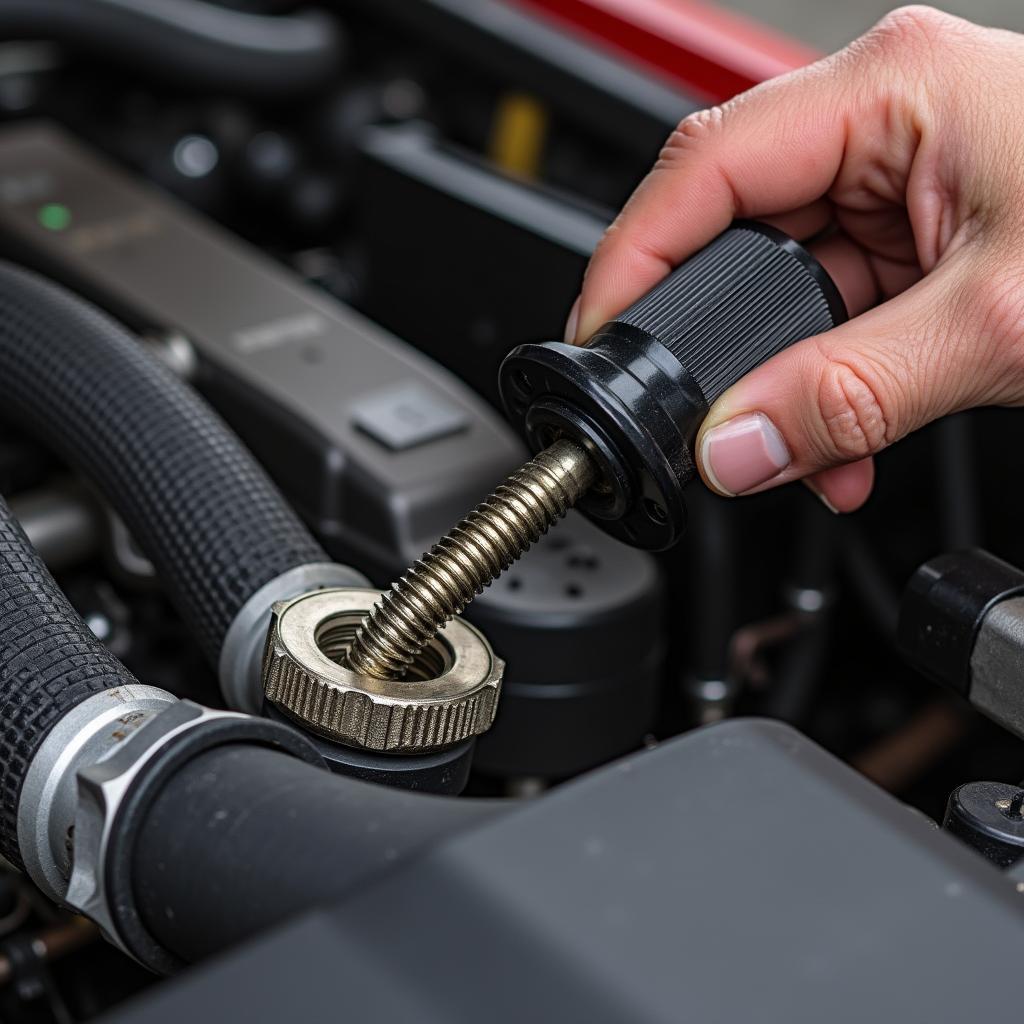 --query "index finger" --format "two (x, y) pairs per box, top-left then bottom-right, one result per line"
(572, 51), (891, 342)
